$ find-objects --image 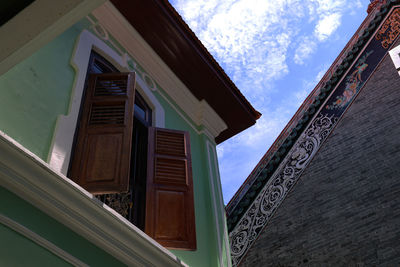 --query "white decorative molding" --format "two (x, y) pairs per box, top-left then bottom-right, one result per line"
(389, 44), (400, 76)
(0, 130), (186, 267)
(199, 101), (228, 138)
(0, 214), (89, 267)
(91, 2), (227, 137)
(155, 88), (216, 142)
(0, 0), (106, 75)
(48, 29), (165, 174)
